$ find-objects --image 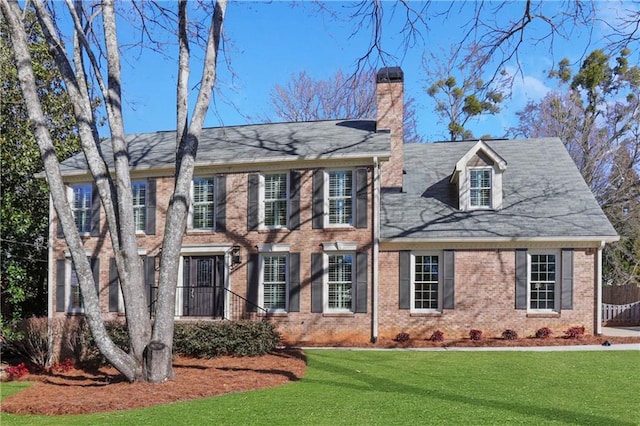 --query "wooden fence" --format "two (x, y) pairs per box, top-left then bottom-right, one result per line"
(602, 285), (640, 305)
(602, 302), (640, 325)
